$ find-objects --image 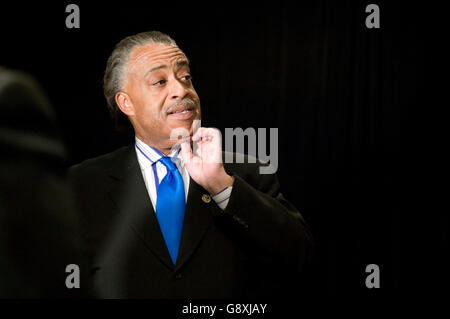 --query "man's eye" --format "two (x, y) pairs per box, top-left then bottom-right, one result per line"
(182, 75), (192, 81)
(153, 79), (166, 86)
